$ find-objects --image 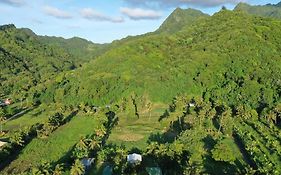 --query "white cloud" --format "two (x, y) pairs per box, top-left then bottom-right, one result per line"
(120, 7), (162, 20)
(0, 0), (25, 7)
(44, 6), (73, 19)
(80, 8), (124, 23)
(123, 0), (247, 8)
